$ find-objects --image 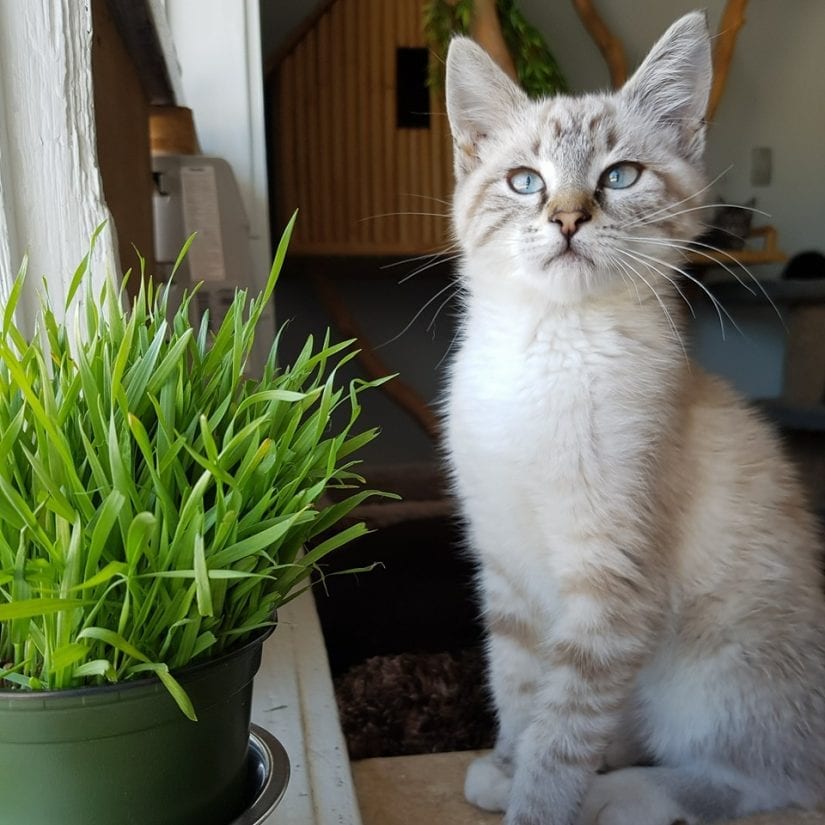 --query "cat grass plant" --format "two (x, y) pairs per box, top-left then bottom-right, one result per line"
(0, 217), (386, 720)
